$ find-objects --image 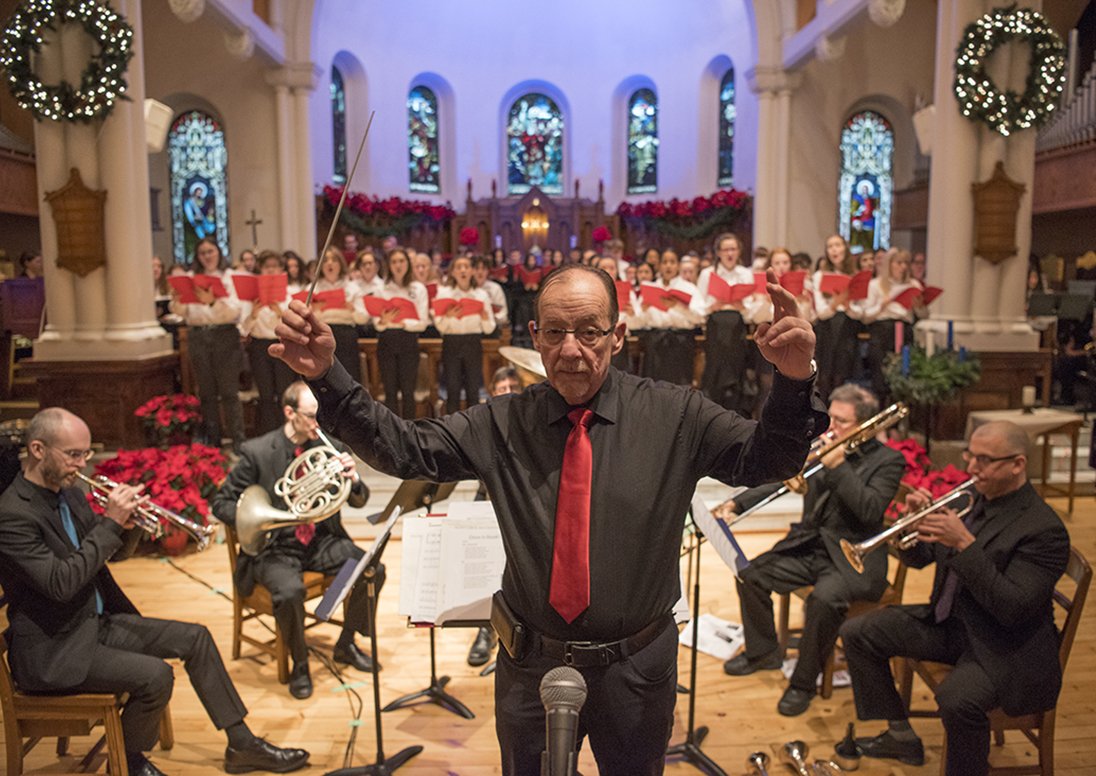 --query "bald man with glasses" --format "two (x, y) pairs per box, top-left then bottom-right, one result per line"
(840, 420), (1070, 776)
